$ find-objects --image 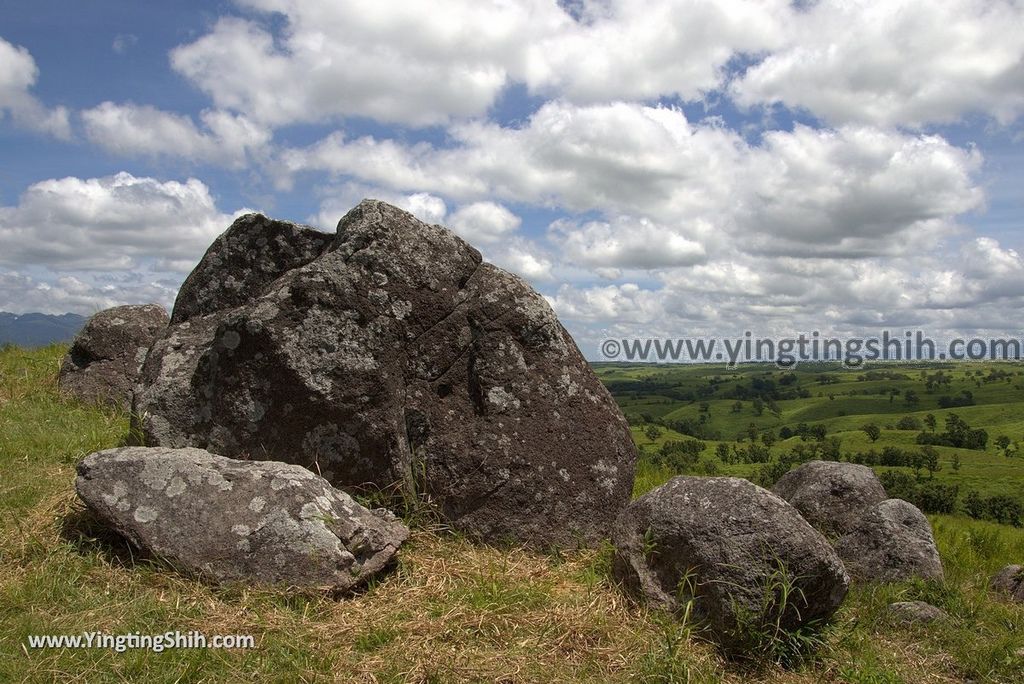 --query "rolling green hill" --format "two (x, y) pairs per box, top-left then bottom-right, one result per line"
(596, 361), (1024, 522)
